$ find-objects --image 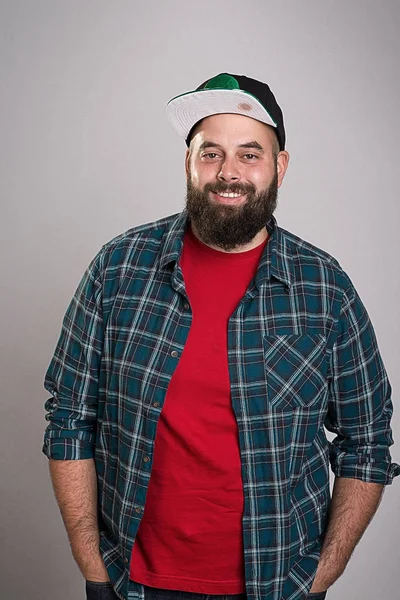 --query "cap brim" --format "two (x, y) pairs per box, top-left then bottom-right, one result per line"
(166, 88), (277, 140)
